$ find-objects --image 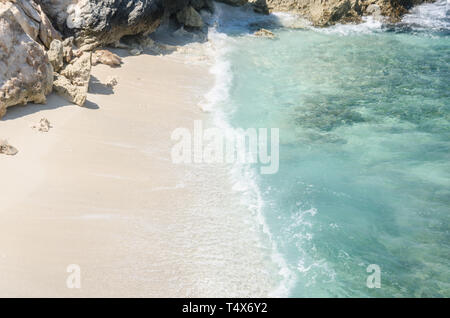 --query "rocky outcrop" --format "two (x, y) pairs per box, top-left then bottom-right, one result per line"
(217, 0), (433, 26)
(53, 50), (92, 106)
(0, 1), (53, 118)
(268, 0), (434, 25)
(34, 1), (217, 49)
(36, 0), (173, 50)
